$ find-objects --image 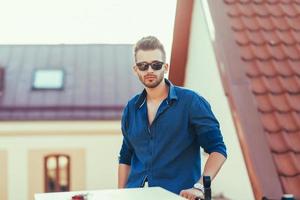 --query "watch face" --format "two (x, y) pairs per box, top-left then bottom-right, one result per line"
(194, 183), (204, 190)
